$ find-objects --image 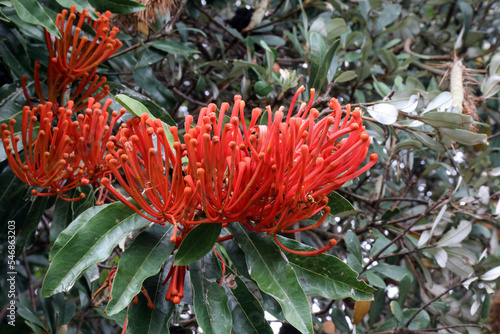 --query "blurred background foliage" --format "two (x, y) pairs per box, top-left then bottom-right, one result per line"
(1, 0), (500, 333)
